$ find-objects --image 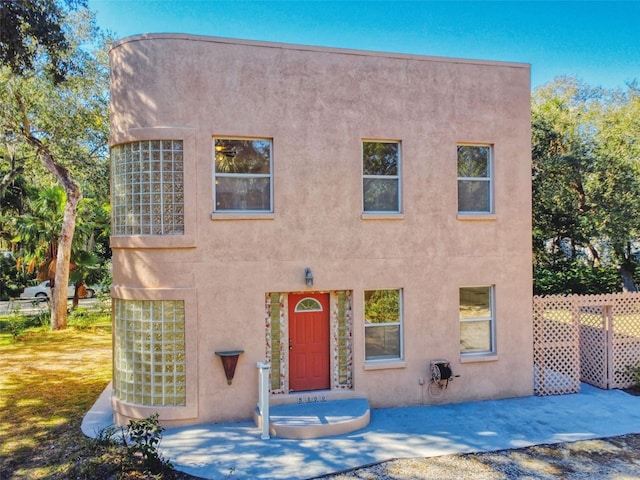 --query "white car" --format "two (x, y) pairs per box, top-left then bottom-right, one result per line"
(20, 281), (96, 300)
